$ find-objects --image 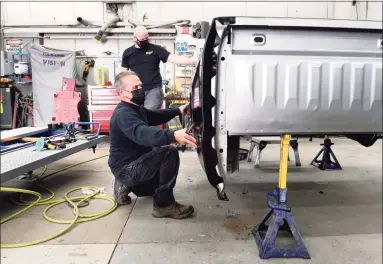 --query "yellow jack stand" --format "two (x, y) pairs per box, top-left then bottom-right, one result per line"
(252, 135), (310, 259)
